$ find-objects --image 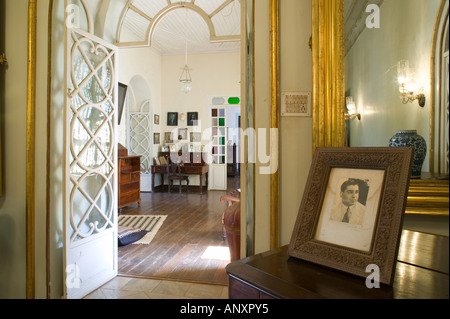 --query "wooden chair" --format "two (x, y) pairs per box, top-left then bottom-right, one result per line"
(167, 161), (189, 193)
(220, 189), (241, 261)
